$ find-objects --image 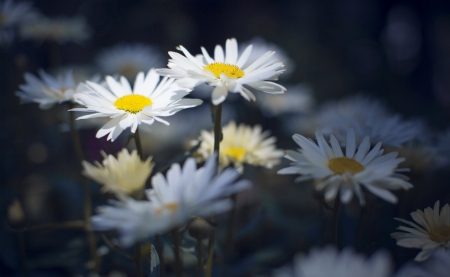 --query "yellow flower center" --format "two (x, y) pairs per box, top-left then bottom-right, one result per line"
(155, 203), (179, 217)
(328, 157), (365, 174)
(204, 62), (245, 79)
(114, 94), (152, 114)
(429, 226), (450, 243)
(223, 148), (246, 161)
